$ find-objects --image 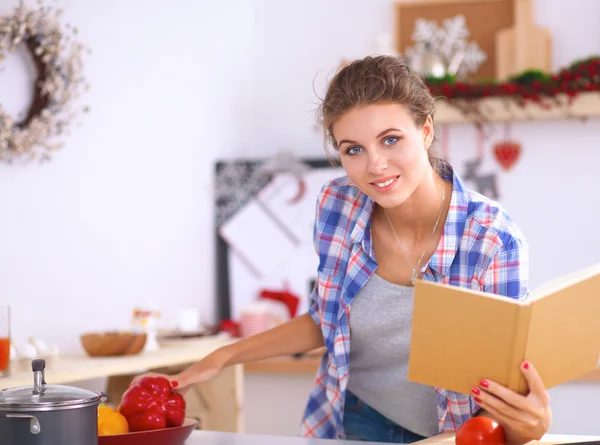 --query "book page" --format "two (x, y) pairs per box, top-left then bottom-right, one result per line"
(530, 262), (600, 301)
(525, 271), (600, 389)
